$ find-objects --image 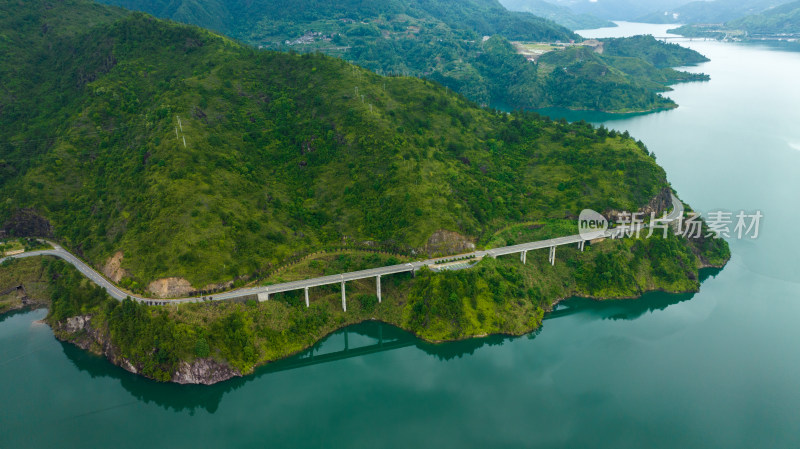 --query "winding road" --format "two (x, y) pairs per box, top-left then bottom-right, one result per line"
(1, 195), (684, 306)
